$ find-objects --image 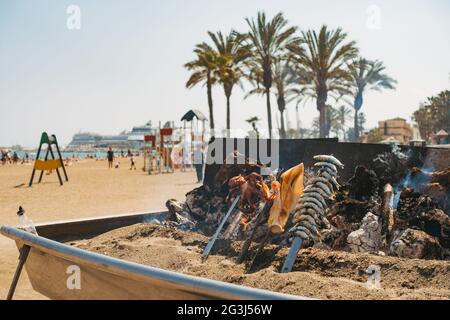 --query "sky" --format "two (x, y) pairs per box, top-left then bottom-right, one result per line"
(0, 0), (449, 147)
